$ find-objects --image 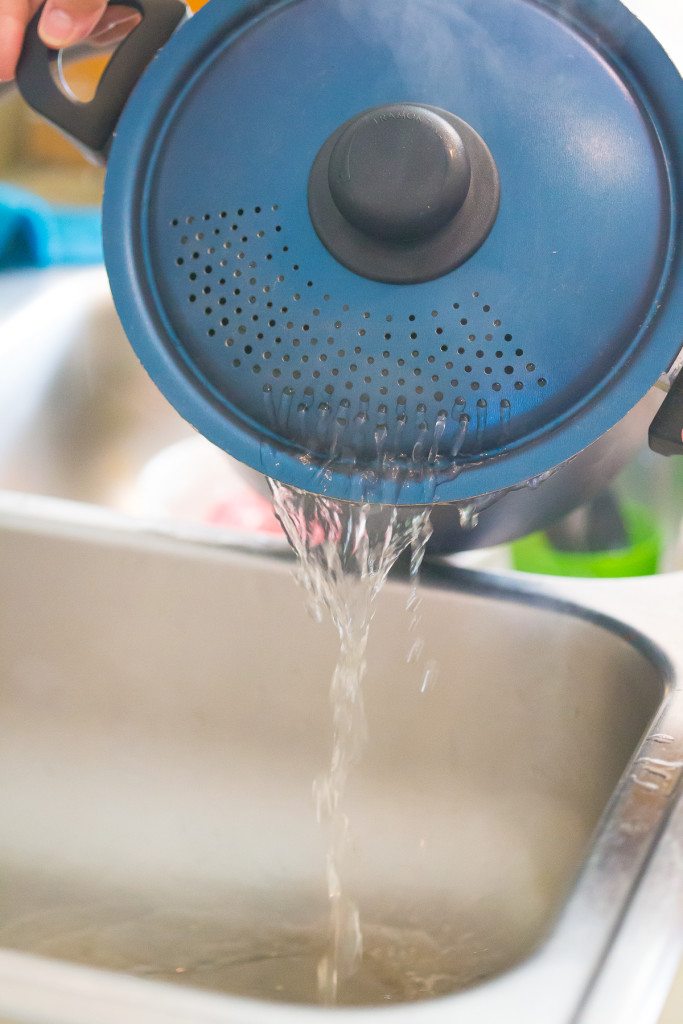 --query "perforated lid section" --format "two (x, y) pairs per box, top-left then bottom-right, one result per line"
(103, 0), (680, 503)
